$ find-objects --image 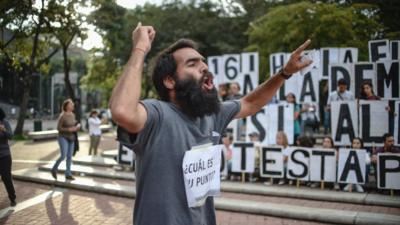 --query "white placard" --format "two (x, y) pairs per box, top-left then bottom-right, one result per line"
(259, 147), (284, 178)
(298, 68), (319, 103)
(118, 144), (135, 166)
(331, 101), (358, 146)
(377, 153), (400, 190)
(287, 147), (310, 181)
(310, 149), (337, 182)
(328, 63), (354, 95)
(337, 149), (366, 184)
(339, 48), (358, 63)
(369, 39), (390, 62)
(207, 56), (224, 87)
(182, 144), (222, 207)
(231, 142), (255, 173)
(354, 62), (376, 99)
(359, 100), (389, 147)
(395, 101), (400, 145)
(240, 52), (259, 95)
(376, 60), (400, 99)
